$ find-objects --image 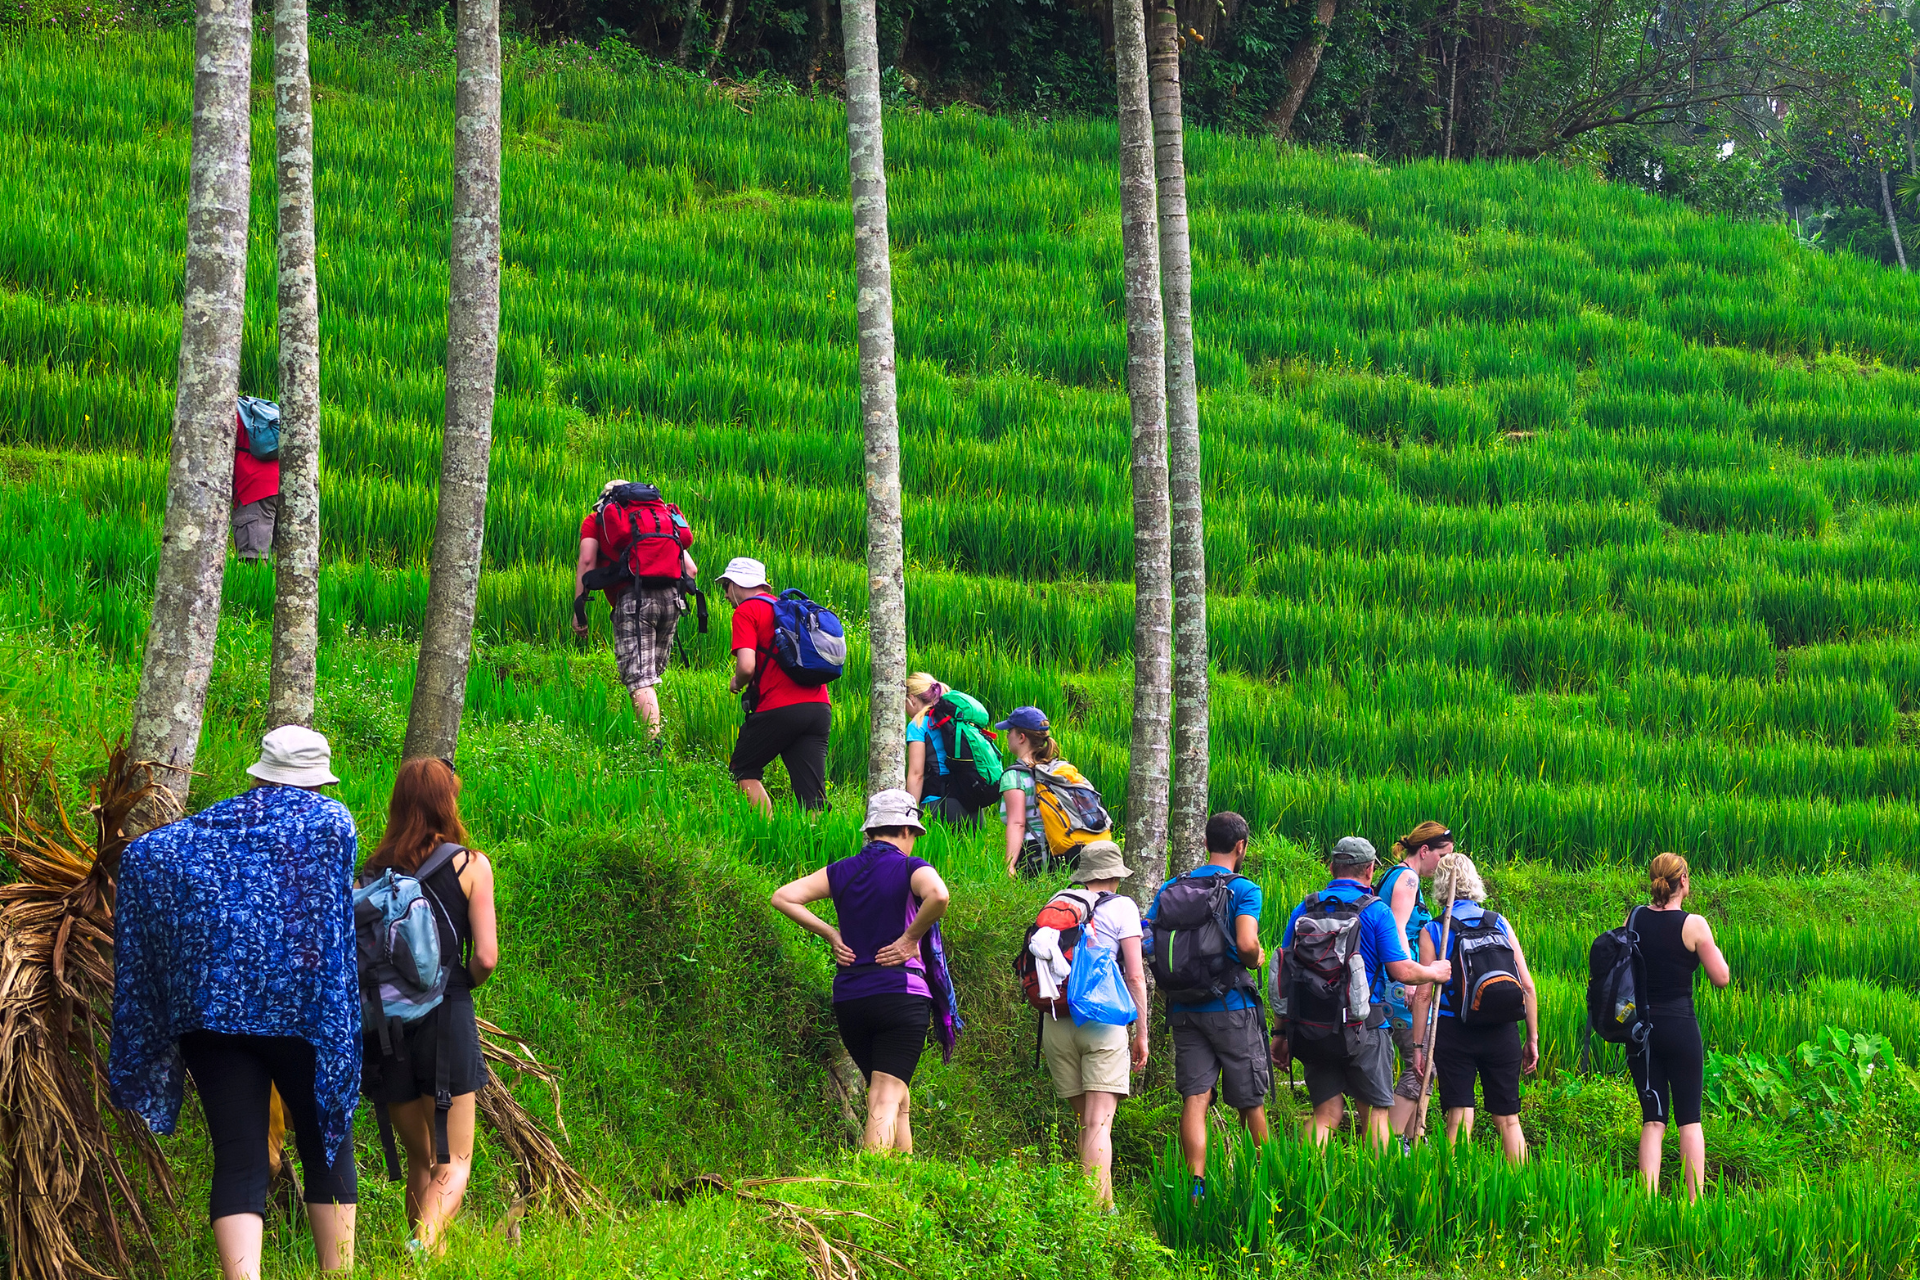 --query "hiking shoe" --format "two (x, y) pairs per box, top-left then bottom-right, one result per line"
(1190, 1176), (1206, 1205)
